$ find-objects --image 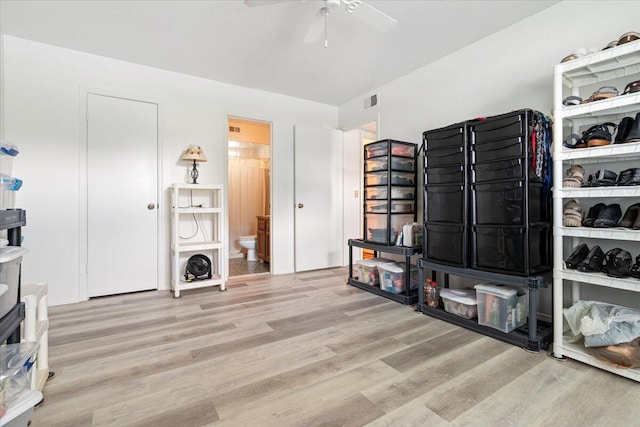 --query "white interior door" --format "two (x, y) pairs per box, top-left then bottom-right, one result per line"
(87, 94), (158, 297)
(294, 125), (343, 272)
